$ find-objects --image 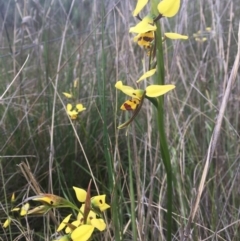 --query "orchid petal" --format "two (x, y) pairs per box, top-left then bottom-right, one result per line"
(158, 0), (180, 18)
(76, 104), (86, 112)
(129, 16), (156, 34)
(165, 32), (188, 39)
(133, 0), (149, 16)
(71, 225), (94, 241)
(115, 81), (144, 99)
(73, 187), (87, 202)
(91, 195), (110, 211)
(137, 69), (156, 83)
(63, 92), (73, 98)
(91, 218), (106, 231)
(146, 85), (175, 97)
(57, 214), (72, 232)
